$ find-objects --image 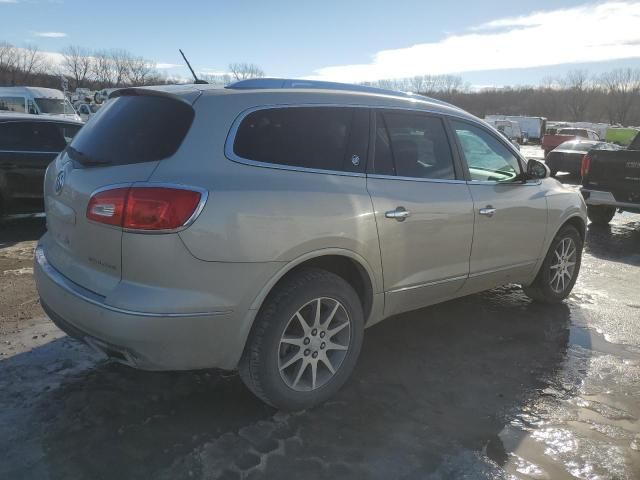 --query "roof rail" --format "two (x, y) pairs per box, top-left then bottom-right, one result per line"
(225, 78), (456, 108)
